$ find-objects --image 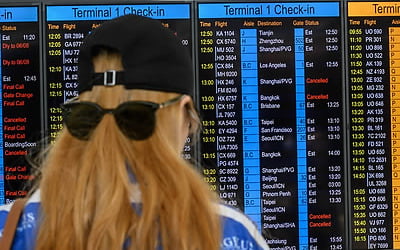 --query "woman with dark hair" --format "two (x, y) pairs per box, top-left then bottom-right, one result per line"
(0, 14), (269, 250)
